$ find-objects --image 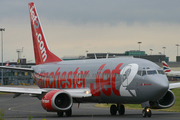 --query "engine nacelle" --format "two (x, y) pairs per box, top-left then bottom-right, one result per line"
(41, 90), (73, 112)
(150, 90), (175, 109)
